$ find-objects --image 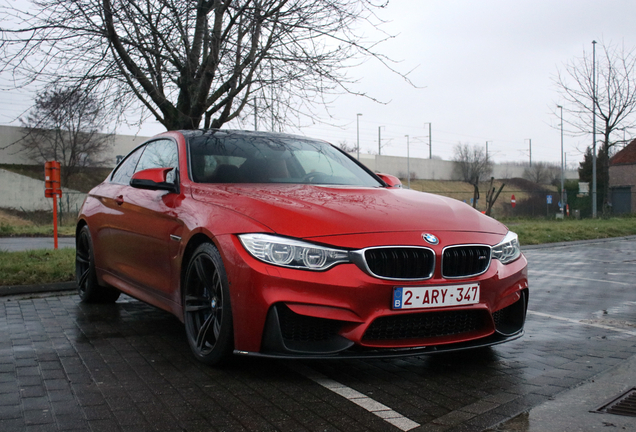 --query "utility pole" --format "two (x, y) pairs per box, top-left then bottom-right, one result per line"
(254, 97), (258, 131)
(424, 122), (432, 159)
(378, 126), (385, 155)
(592, 40), (598, 218)
(558, 105), (564, 216)
(356, 113), (362, 160)
(592, 41), (597, 218)
(271, 66), (275, 132)
(526, 139), (532, 167)
(485, 141), (490, 162)
(405, 135), (410, 189)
